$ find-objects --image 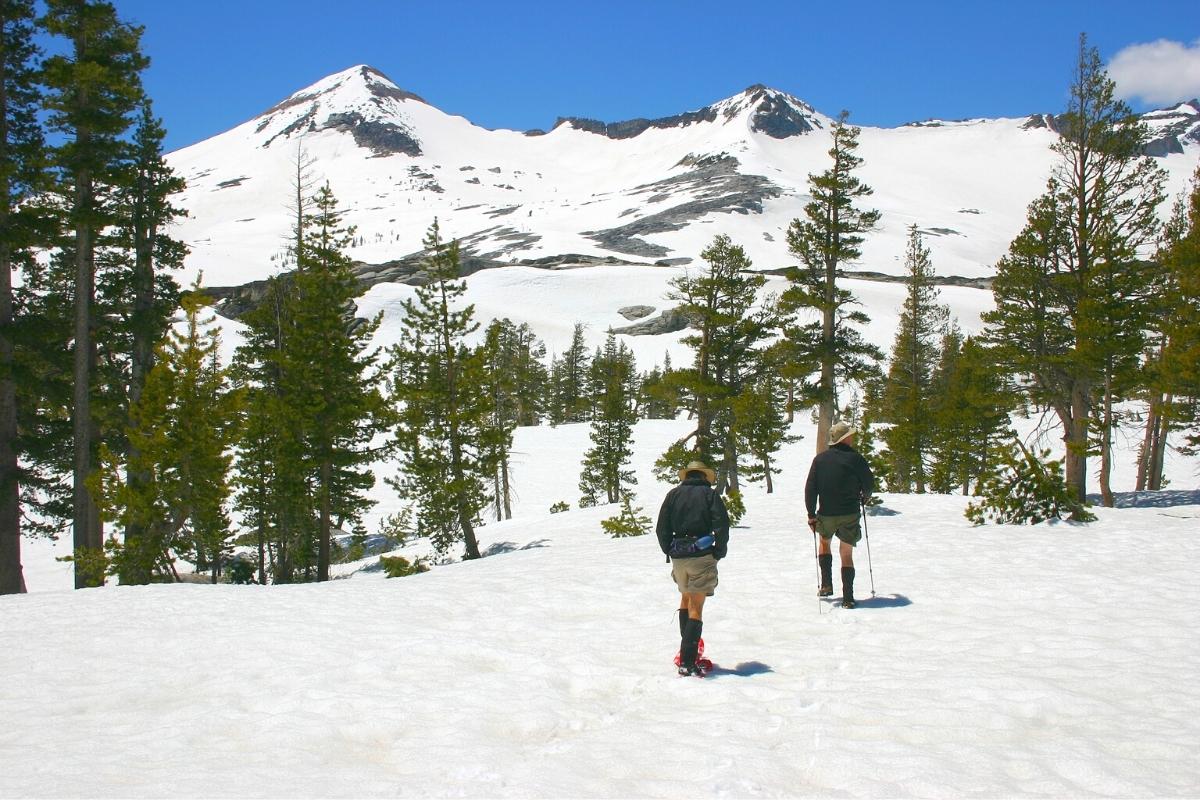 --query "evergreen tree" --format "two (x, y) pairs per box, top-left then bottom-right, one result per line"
(782, 111), (883, 453)
(878, 226), (949, 492)
(550, 322), (590, 424)
(96, 288), (239, 582)
(1157, 168), (1200, 460)
(390, 221), (497, 559)
(41, 0), (148, 587)
(928, 334), (1014, 495)
(657, 235), (780, 492)
(0, 0), (44, 594)
(286, 183), (389, 581)
(480, 319), (520, 520)
(99, 100), (185, 584)
(983, 35), (1166, 504)
(732, 368), (796, 494)
(579, 330), (638, 505)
